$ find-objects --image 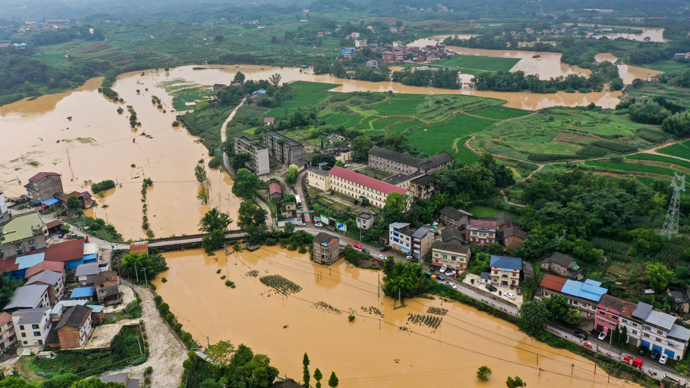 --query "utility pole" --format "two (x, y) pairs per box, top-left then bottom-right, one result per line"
(134, 262), (139, 282)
